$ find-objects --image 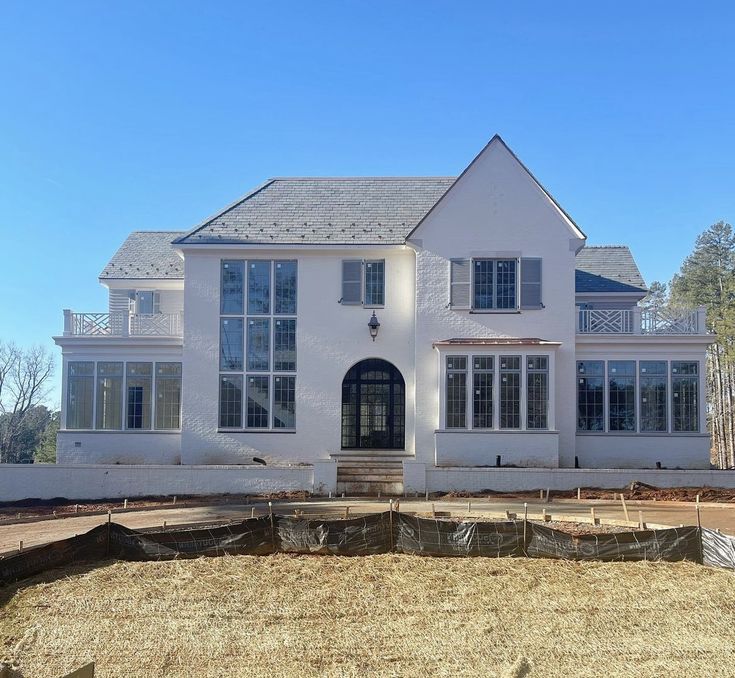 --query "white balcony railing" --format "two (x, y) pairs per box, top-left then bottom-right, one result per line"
(63, 310), (183, 337)
(577, 306), (707, 335)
